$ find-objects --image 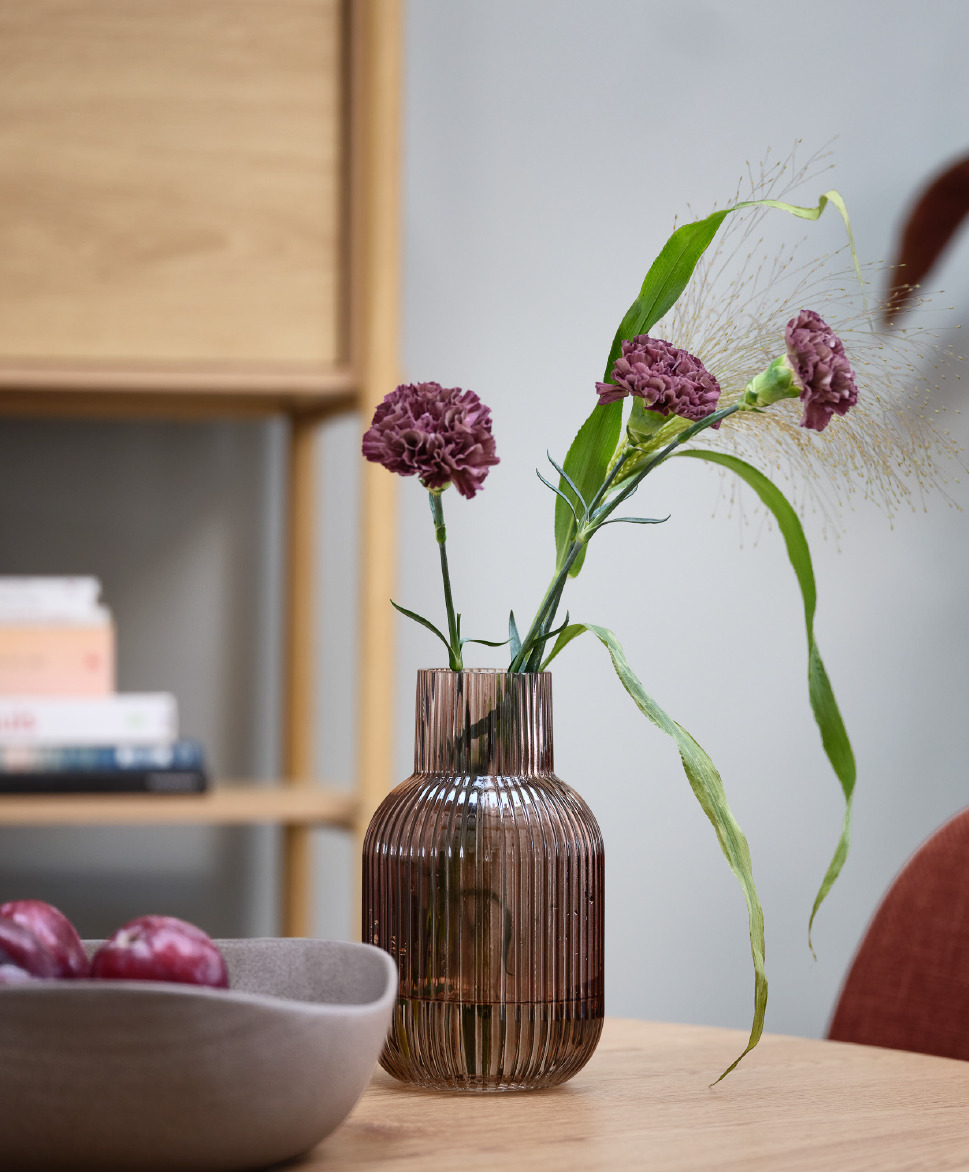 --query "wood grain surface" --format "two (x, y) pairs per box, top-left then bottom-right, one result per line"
(301, 1018), (968, 1171)
(351, 0), (403, 925)
(0, 0), (404, 942)
(0, 1), (342, 366)
(0, 782), (357, 827)
(0, 362), (356, 417)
